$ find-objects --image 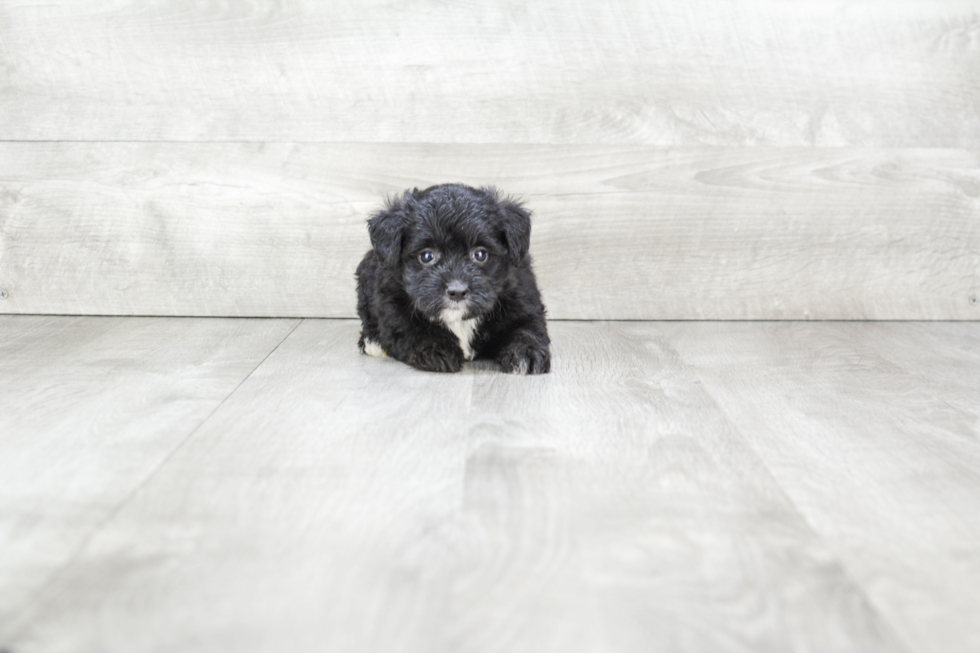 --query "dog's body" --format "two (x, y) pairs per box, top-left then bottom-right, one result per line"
(356, 184), (550, 374)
